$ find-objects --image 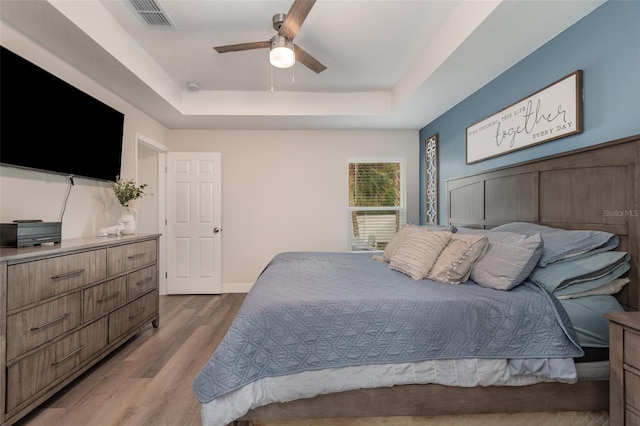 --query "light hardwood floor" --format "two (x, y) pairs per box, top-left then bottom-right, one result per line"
(17, 294), (244, 426)
(16, 294), (609, 426)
